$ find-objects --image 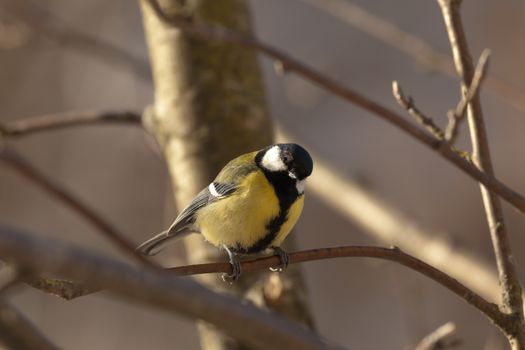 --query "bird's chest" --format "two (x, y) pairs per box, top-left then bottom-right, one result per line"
(194, 171), (282, 249)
